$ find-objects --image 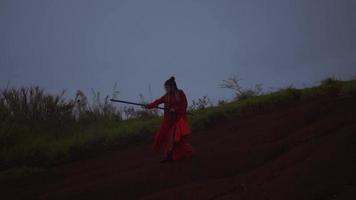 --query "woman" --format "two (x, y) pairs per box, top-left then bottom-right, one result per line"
(144, 76), (193, 163)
